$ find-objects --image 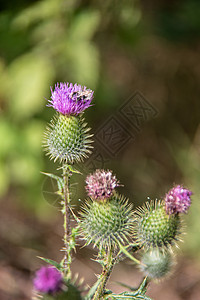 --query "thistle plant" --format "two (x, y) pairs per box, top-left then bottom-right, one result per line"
(33, 82), (193, 300)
